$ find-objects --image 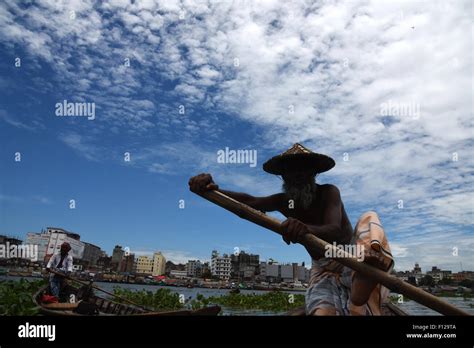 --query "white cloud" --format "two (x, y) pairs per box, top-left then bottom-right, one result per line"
(58, 132), (101, 161)
(0, 194), (53, 205)
(0, 109), (37, 131)
(0, 0), (472, 270)
(32, 196), (52, 205)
